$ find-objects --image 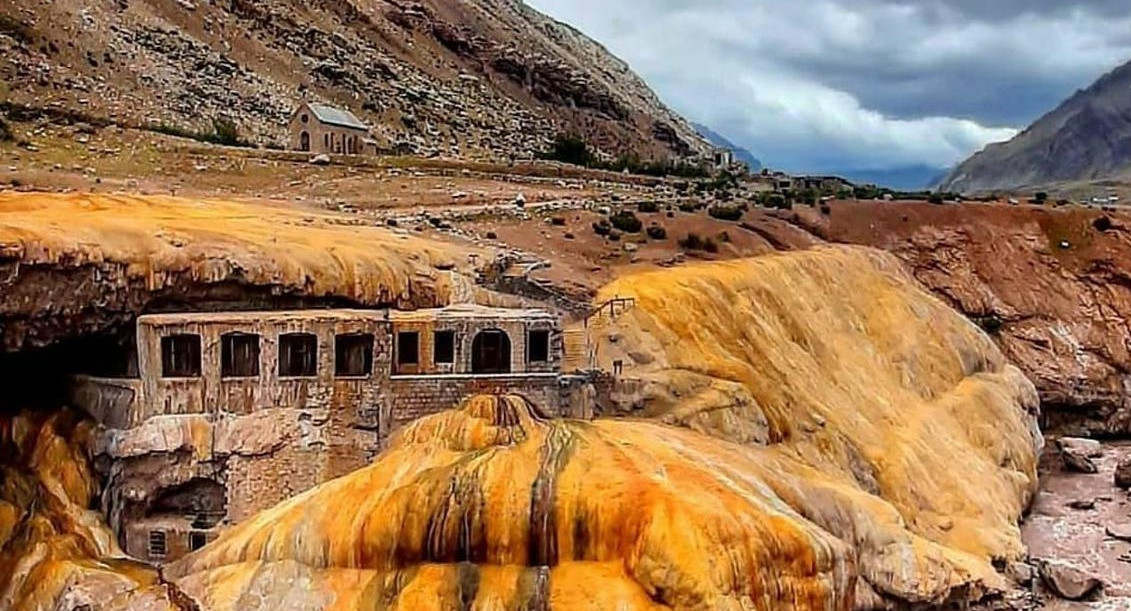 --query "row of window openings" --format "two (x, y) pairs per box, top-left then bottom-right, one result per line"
(394, 330), (551, 367)
(148, 529), (209, 558)
(161, 333), (374, 379)
(161, 330), (552, 379)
